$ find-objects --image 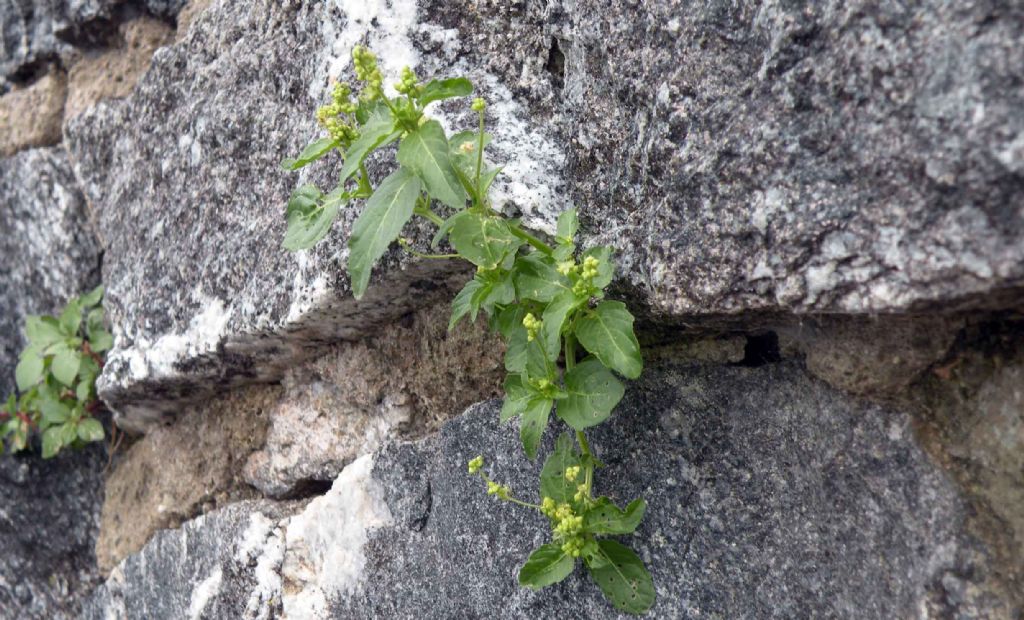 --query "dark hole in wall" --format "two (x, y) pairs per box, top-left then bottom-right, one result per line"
(736, 332), (782, 367)
(282, 478), (334, 500)
(546, 37), (565, 90)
